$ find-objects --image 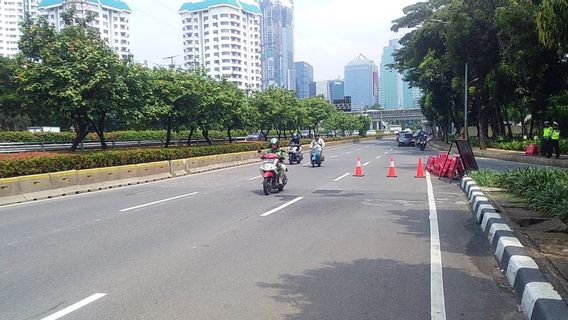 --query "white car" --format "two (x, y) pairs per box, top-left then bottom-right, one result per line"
(366, 130), (377, 135)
